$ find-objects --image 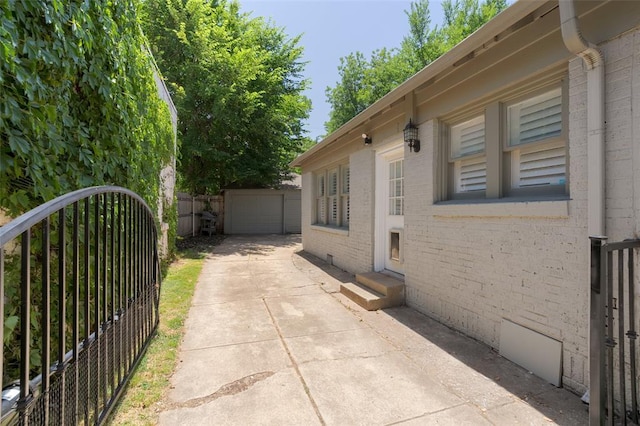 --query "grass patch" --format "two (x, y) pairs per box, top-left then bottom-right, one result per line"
(108, 240), (219, 425)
